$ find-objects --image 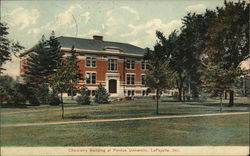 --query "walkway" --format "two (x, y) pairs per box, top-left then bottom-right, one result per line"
(1, 112), (248, 128)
